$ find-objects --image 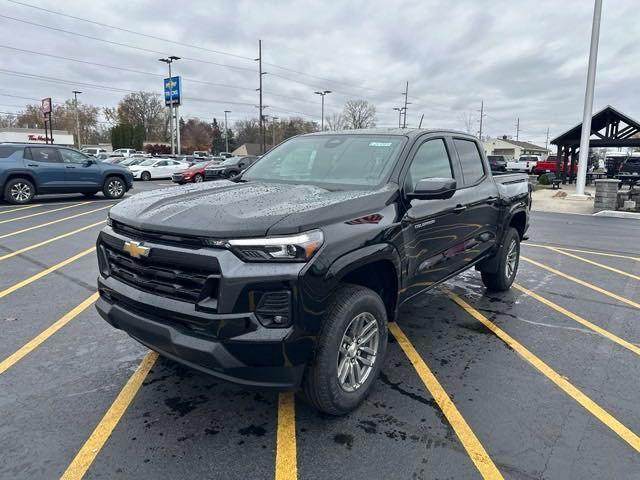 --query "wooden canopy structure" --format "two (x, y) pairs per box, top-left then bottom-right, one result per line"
(551, 105), (640, 181)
